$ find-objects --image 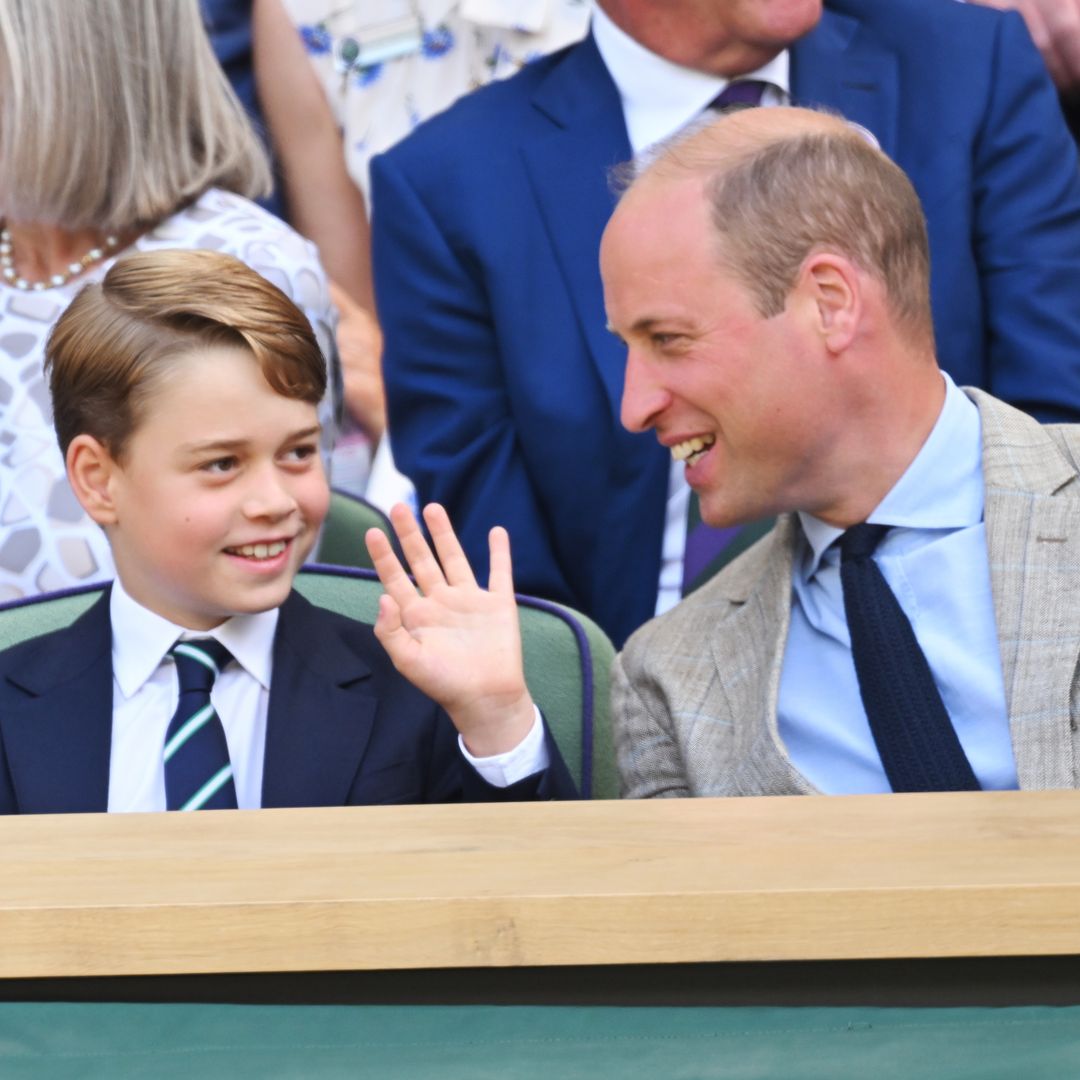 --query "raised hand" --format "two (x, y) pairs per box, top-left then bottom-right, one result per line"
(364, 503), (535, 757)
